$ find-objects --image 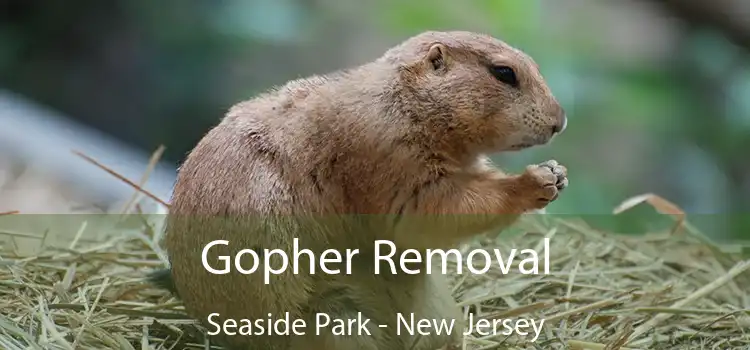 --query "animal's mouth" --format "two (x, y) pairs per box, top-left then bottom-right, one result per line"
(507, 143), (535, 150)
(507, 134), (552, 151)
